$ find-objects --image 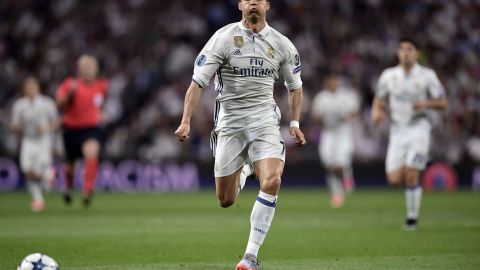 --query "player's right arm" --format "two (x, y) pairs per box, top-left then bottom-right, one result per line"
(56, 78), (77, 110)
(175, 81), (203, 142)
(371, 71), (389, 124)
(175, 29), (225, 142)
